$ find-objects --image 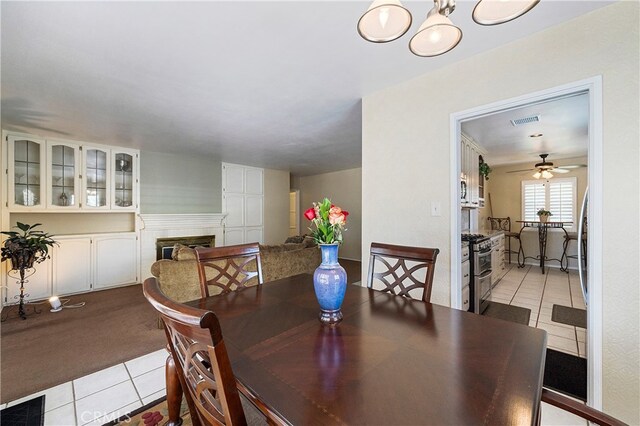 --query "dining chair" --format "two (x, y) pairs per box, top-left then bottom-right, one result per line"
(487, 216), (521, 264)
(561, 216), (587, 271)
(541, 388), (627, 426)
(367, 242), (439, 303)
(195, 243), (264, 297)
(143, 277), (268, 426)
